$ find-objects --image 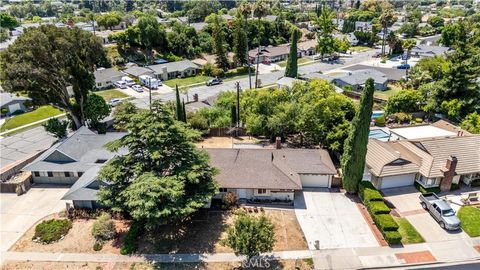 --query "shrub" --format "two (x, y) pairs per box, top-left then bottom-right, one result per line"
(450, 183), (460, 191)
(92, 213), (116, 241)
(471, 179), (480, 187)
(222, 192), (238, 209)
(373, 214), (399, 231)
(93, 240), (104, 251)
(363, 188), (383, 202)
(33, 219), (72, 244)
(358, 181), (376, 198)
(383, 230), (402, 245)
(414, 181), (441, 194)
(120, 221), (141, 255)
(374, 116), (386, 127)
(366, 201), (391, 215)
